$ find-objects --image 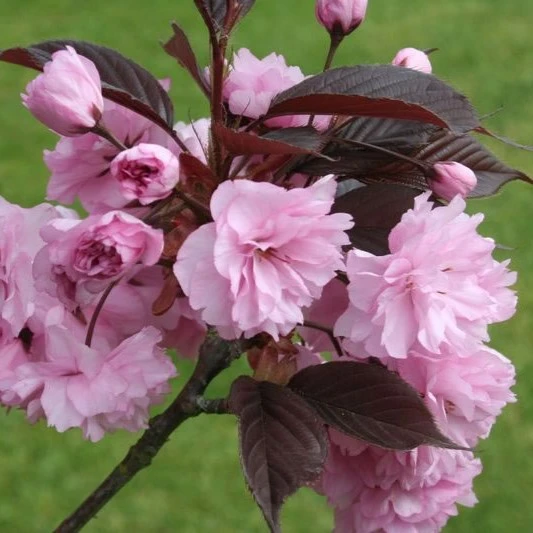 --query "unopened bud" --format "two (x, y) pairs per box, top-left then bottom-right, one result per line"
(430, 162), (477, 201)
(22, 46), (104, 137)
(392, 47), (432, 74)
(315, 0), (368, 37)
